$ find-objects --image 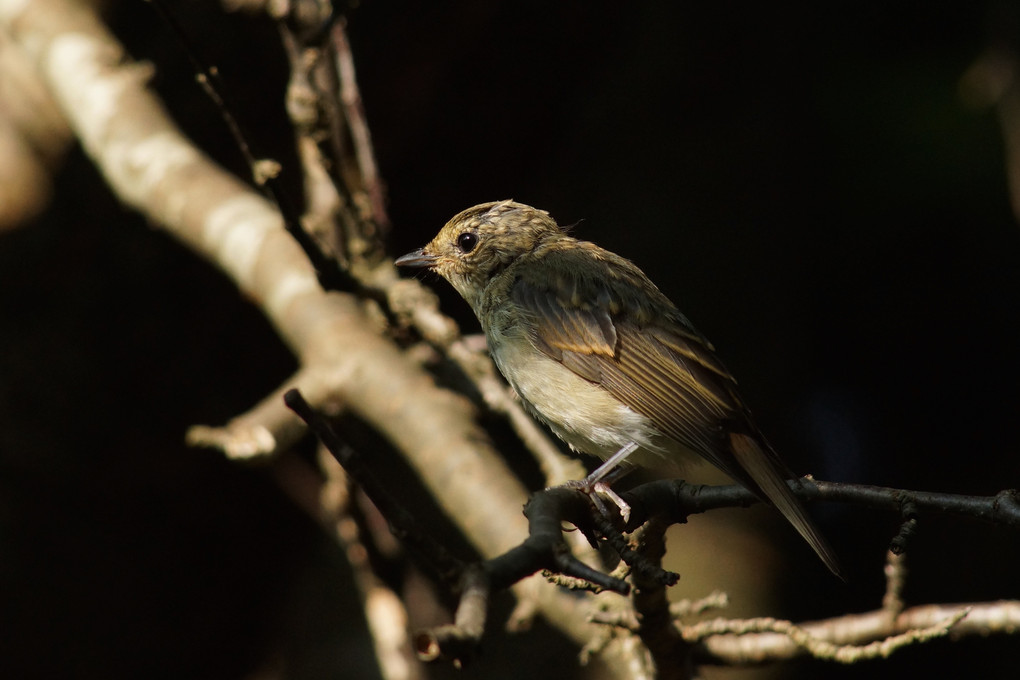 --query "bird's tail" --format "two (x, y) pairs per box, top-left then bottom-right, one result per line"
(730, 432), (844, 579)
